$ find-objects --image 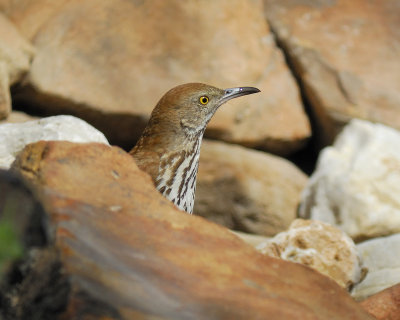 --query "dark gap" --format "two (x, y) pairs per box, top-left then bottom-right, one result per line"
(266, 21), (322, 175)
